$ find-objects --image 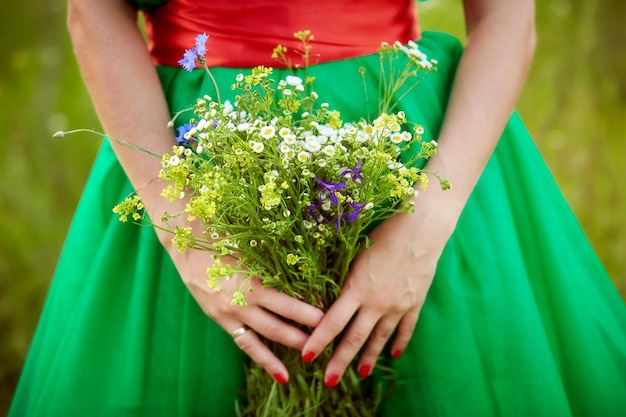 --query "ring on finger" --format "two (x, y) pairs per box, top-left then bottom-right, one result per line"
(231, 326), (248, 339)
